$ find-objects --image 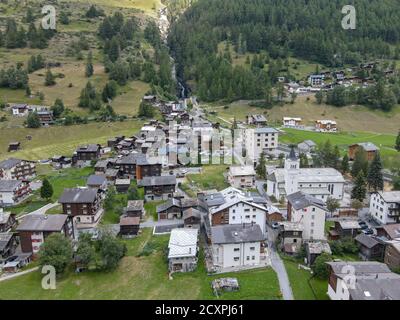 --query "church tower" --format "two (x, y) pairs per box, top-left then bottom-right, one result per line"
(284, 146), (300, 170)
(284, 146), (300, 196)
